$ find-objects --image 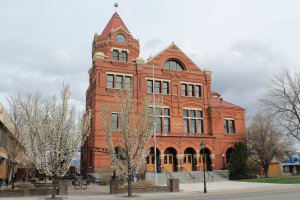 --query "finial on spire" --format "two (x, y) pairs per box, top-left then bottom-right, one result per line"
(114, 3), (118, 8)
